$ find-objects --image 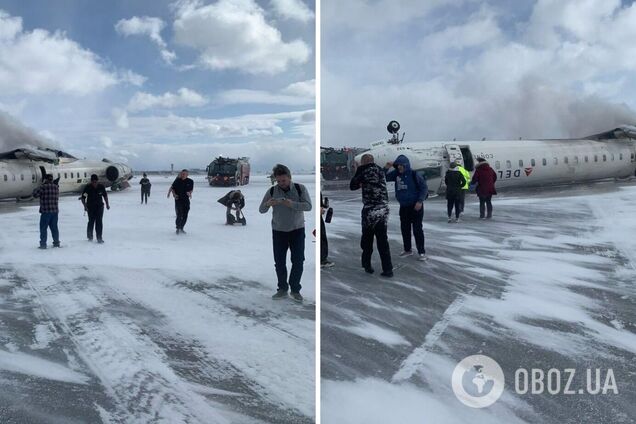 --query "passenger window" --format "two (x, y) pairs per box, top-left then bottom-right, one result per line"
(3, 175), (6, 182)
(84, 172), (87, 178)
(506, 160), (511, 169)
(602, 155), (606, 162)
(12, 175), (15, 181)
(564, 157), (569, 164)
(64, 173), (68, 178)
(542, 158), (547, 166)
(20, 174), (24, 181)
(574, 156), (579, 164)
(519, 159), (523, 167)
(531, 159), (536, 166)
(553, 157), (558, 165)
(71, 172), (74, 178)
(57, 173), (60, 179)
(594, 155), (598, 162)
(32, 174), (36, 182)
(585, 156), (589, 162)
(495, 161), (501, 169)
(620, 153), (624, 160)
(611, 154), (615, 161)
